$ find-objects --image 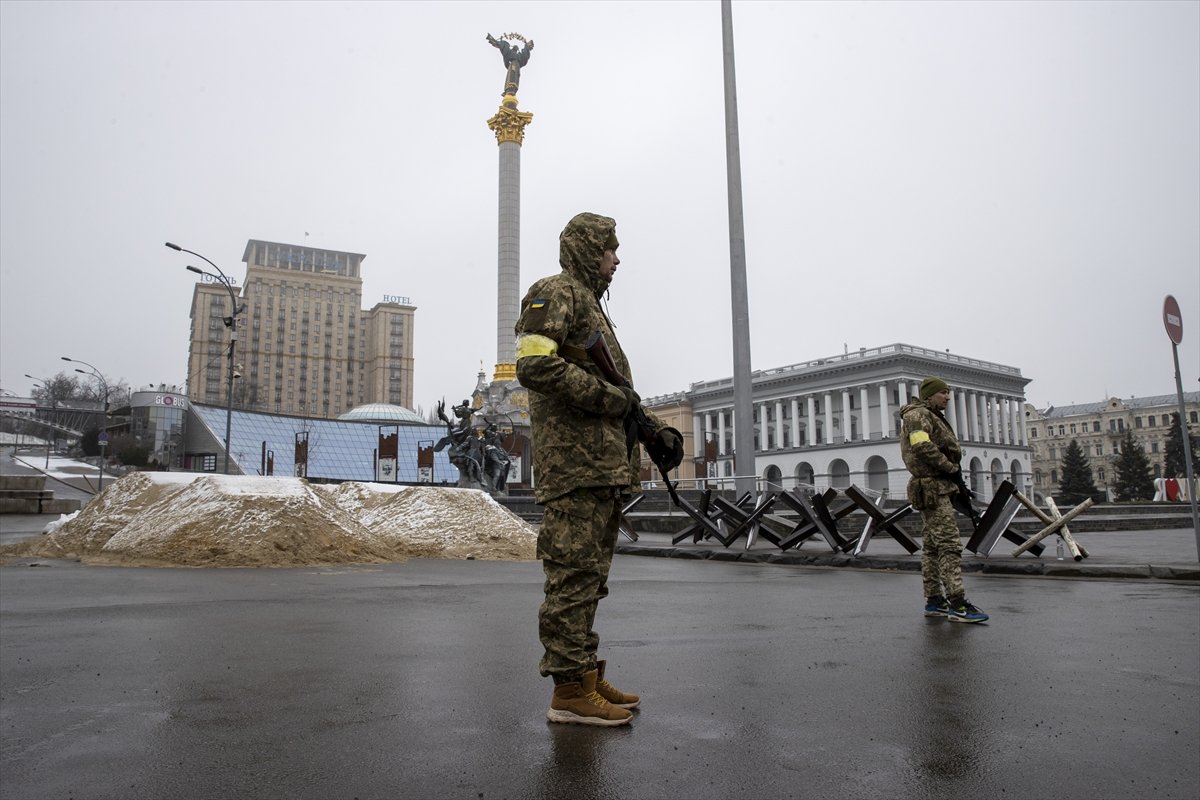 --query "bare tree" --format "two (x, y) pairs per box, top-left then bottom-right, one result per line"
(29, 372), (84, 407)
